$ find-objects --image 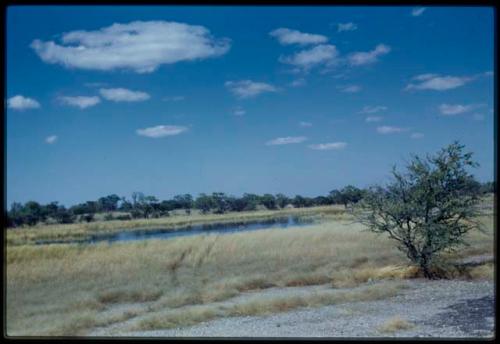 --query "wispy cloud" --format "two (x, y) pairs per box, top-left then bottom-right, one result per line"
(266, 136), (307, 146)
(269, 28), (328, 46)
(337, 85), (362, 93)
(358, 105), (387, 114)
(348, 44), (391, 66)
(299, 121), (313, 127)
(337, 22), (357, 32)
(233, 107), (246, 116)
(365, 116), (383, 123)
(405, 74), (473, 91)
(59, 95), (101, 109)
(162, 96), (185, 102)
(377, 126), (408, 134)
(309, 142), (347, 150)
(7, 95), (41, 110)
(411, 7), (426, 17)
(31, 21), (230, 73)
(136, 125), (188, 138)
(45, 135), (58, 144)
(438, 103), (479, 116)
(99, 88), (150, 102)
(410, 132), (424, 139)
(289, 78), (307, 87)
(225, 80), (278, 98)
(279, 44), (339, 72)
